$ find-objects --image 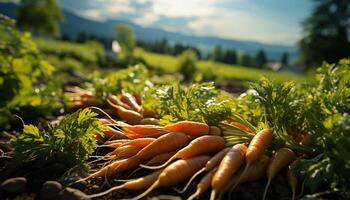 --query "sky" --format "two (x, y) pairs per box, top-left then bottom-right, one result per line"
(58, 0), (313, 46)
